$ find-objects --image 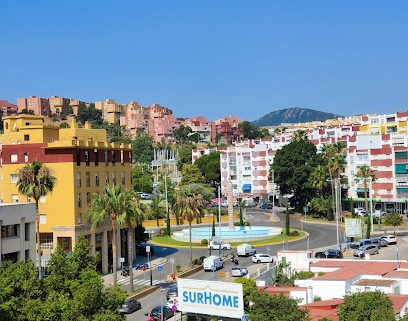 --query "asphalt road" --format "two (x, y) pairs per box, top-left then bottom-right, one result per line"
(124, 208), (339, 321)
